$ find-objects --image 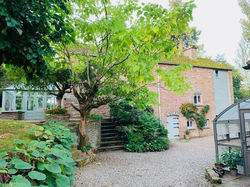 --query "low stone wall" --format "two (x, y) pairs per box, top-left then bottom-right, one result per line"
(0, 112), (24, 120)
(45, 114), (70, 123)
(68, 119), (101, 151)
